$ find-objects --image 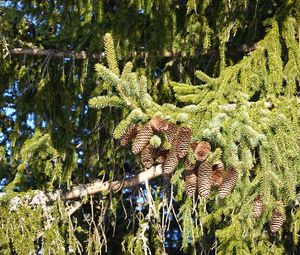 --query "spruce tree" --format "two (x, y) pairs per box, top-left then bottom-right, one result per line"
(0, 1), (299, 254)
